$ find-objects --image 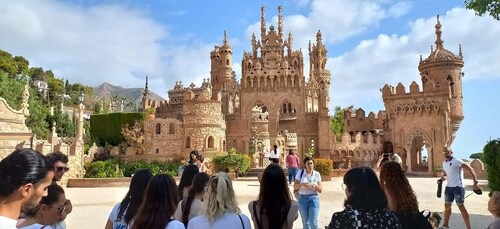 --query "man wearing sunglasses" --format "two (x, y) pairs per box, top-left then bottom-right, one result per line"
(46, 152), (73, 229)
(0, 149), (54, 229)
